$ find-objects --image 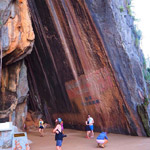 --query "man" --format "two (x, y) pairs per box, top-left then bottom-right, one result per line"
(96, 132), (108, 148)
(88, 114), (94, 138)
